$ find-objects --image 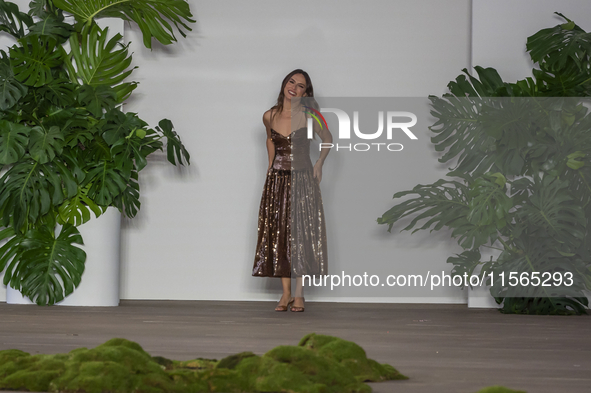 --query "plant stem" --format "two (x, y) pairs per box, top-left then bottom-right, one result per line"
(496, 236), (516, 253)
(578, 170), (591, 206)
